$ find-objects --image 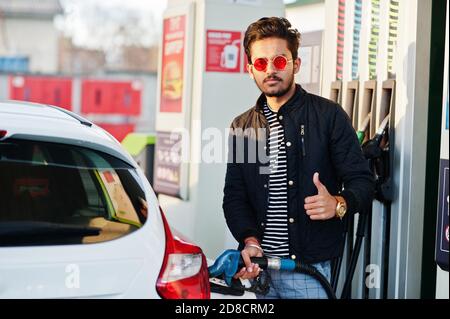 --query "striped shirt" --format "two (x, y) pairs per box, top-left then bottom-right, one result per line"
(261, 102), (289, 258)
